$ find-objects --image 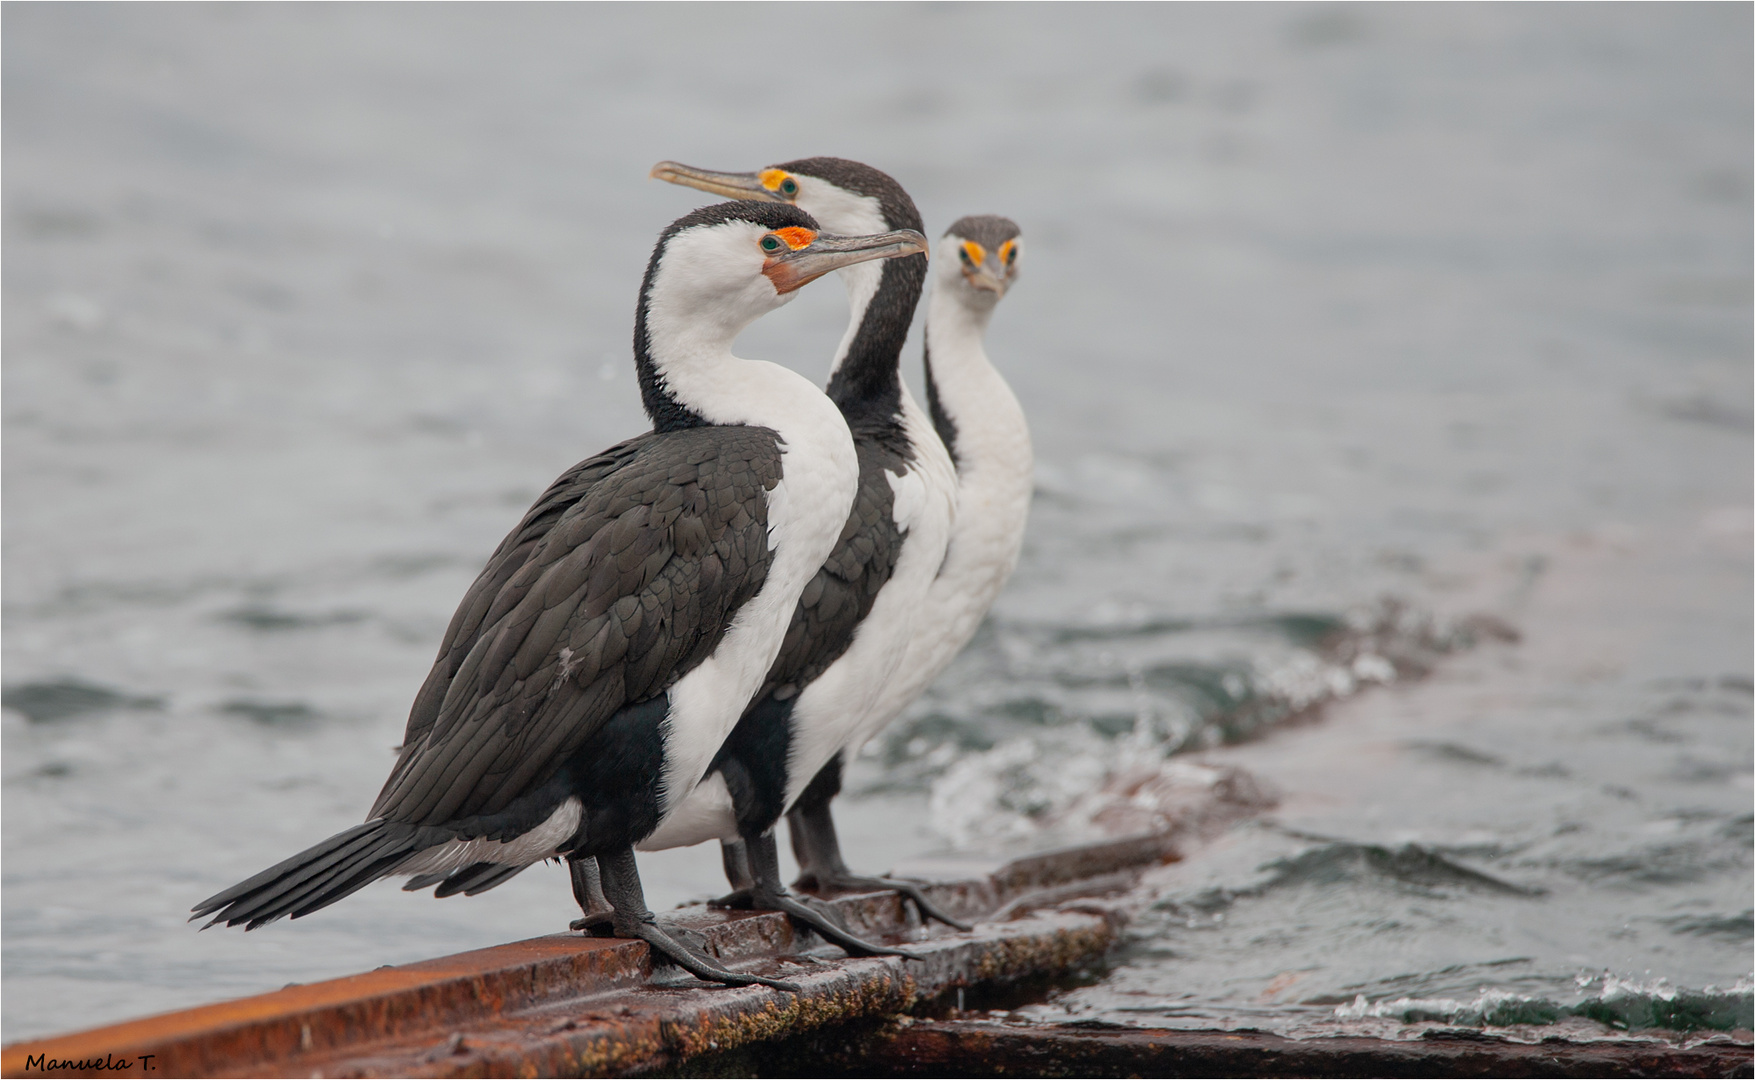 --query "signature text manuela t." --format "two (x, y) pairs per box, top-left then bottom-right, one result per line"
(22, 1052), (156, 1074)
